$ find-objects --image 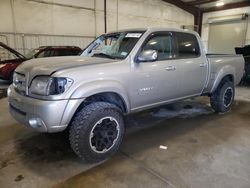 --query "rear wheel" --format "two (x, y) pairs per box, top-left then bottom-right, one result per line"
(69, 102), (125, 163)
(210, 81), (234, 113)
